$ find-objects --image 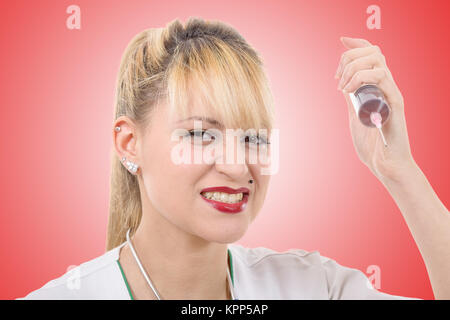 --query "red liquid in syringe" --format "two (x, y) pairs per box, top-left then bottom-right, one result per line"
(358, 98), (390, 127)
(349, 84), (391, 147)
